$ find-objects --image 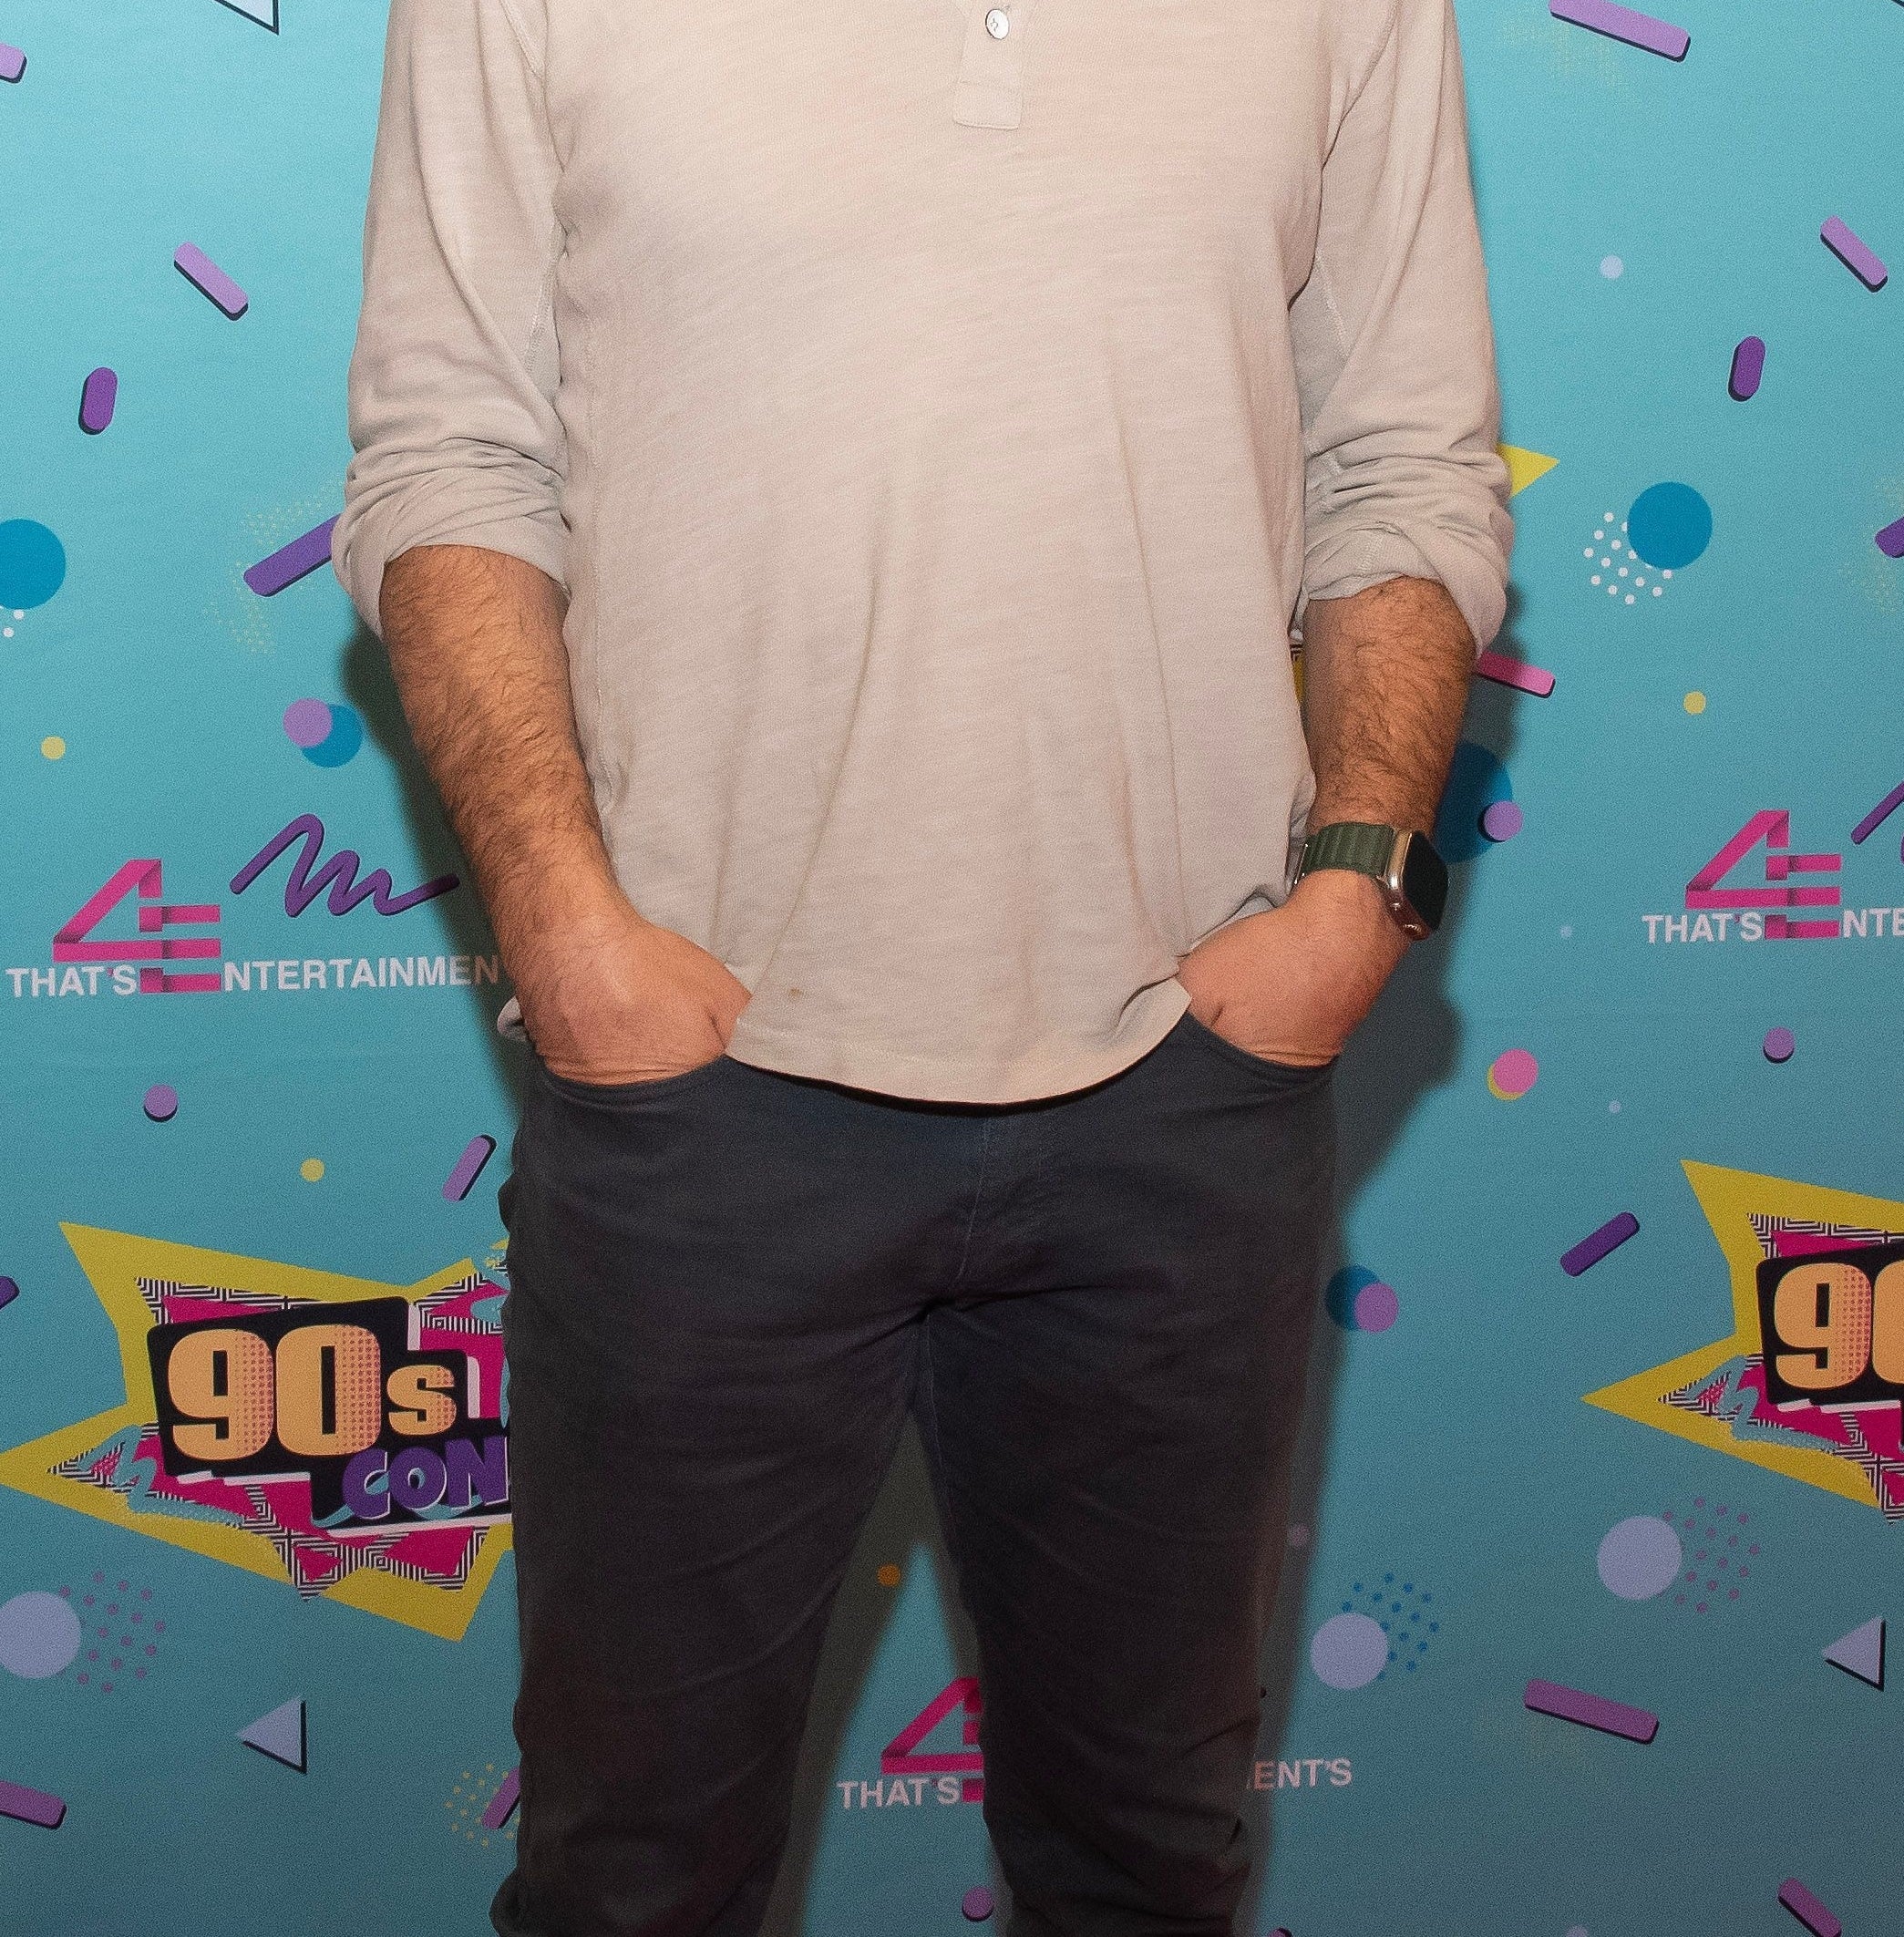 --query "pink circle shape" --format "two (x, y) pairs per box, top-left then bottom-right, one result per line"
(1480, 799), (1523, 841)
(142, 1084), (178, 1122)
(1353, 1282), (1399, 1332)
(1763, 1027), (1795, 1063)
(962, 1888), (995, 1922)
(283, 697), (333, 748)
(1489, 1048), (1539, 1098)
